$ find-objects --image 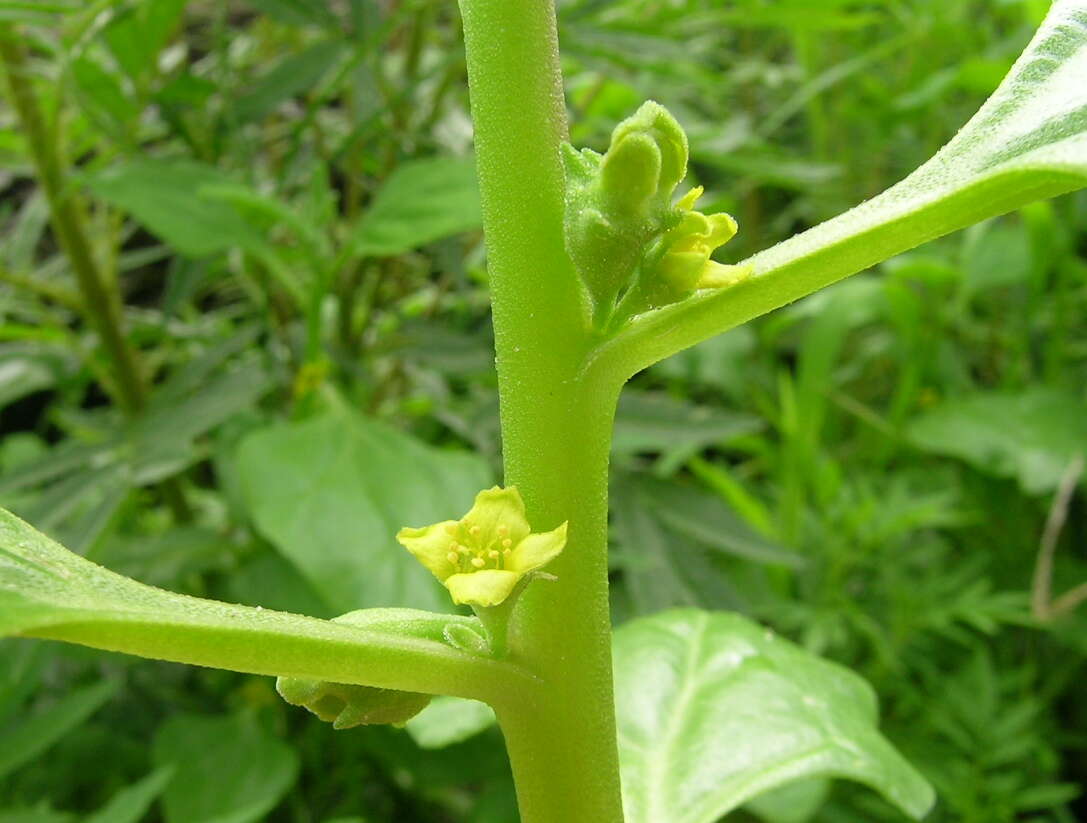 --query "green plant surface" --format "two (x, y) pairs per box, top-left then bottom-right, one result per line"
(0, 508), (532, 704)
(586, 0), (1087, 383)
(236, 409), (492, 614)
(613, 610), (933, 822)
(153, 713), (298, 823)
(0, 0), (1084, 821)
